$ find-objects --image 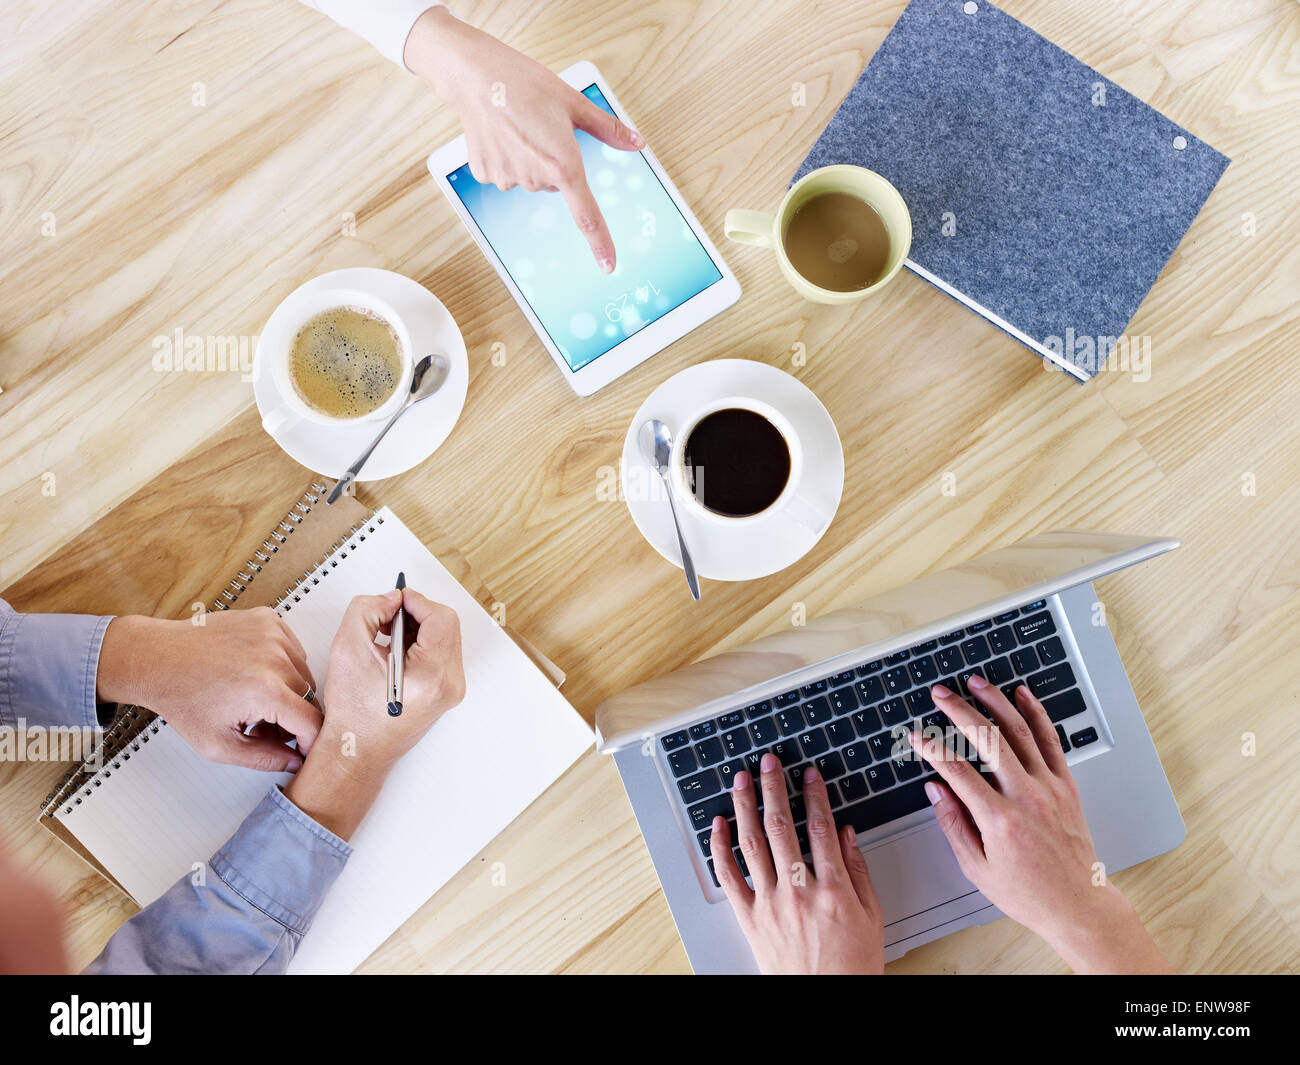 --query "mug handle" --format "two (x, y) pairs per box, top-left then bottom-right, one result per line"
(724, 209), (776, 248)
(784, 492), (831, 534)
(262, 406), (301, 436)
